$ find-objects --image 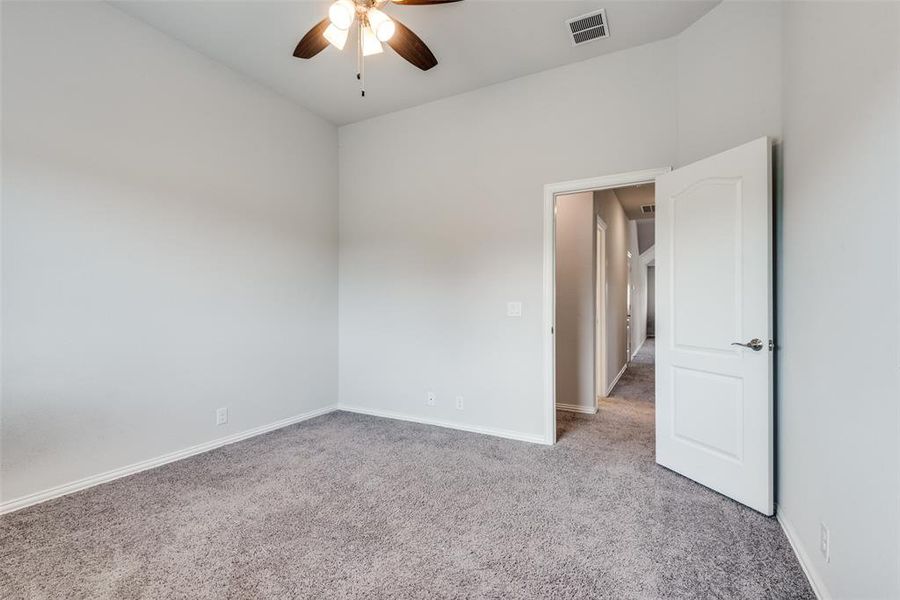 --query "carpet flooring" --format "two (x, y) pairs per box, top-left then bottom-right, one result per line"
(1, 339), (813, 599)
